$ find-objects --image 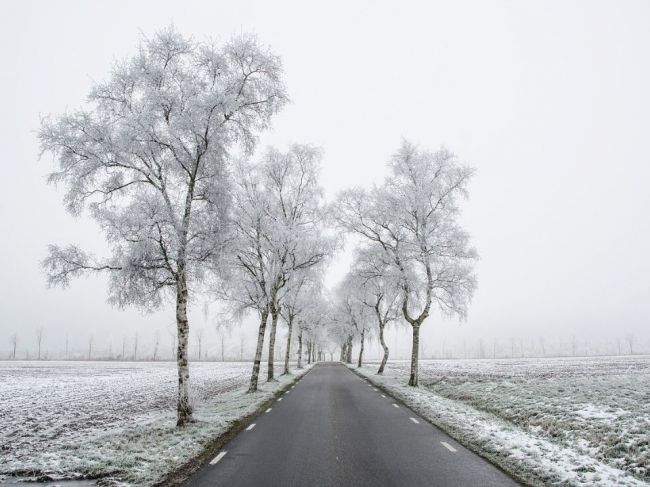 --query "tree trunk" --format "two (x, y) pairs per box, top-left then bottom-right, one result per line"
(248, 307), (269, 393)
(307, 342), (312, 364)
(283, 315), (293, 375)
(345, 335), (353, 363)
(357, 328), (365, 367)
(175, 273), (193, 425)
(408, 324), (420, 386)
(297, 328), (303, 369)
(378, 322), (389, 374)
(267, 304), (279, 381)
(340, 343), (346, 361)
